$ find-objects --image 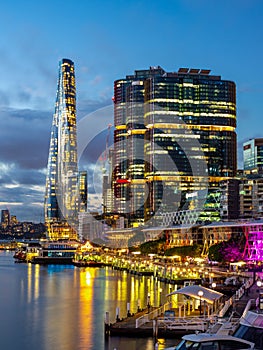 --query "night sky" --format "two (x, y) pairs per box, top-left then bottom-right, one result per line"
(0, 0), (262, 222)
